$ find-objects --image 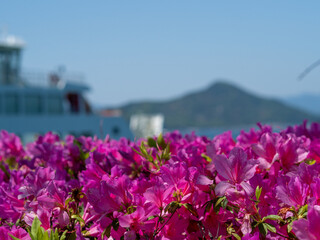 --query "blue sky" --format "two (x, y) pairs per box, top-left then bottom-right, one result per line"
(2, 1), (320, 106)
